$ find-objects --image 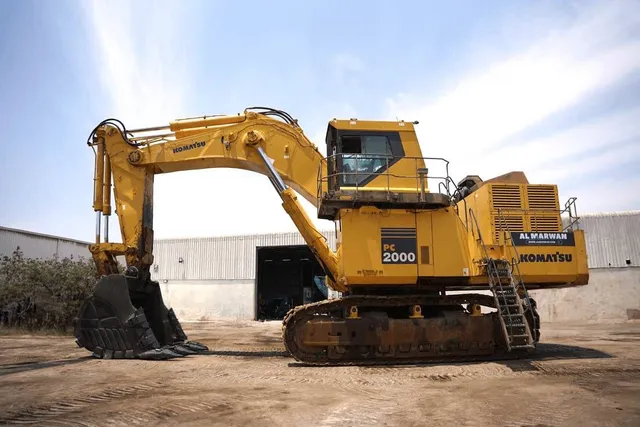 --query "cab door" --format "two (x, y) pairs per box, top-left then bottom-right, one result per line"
(326, 125), (340, 192)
